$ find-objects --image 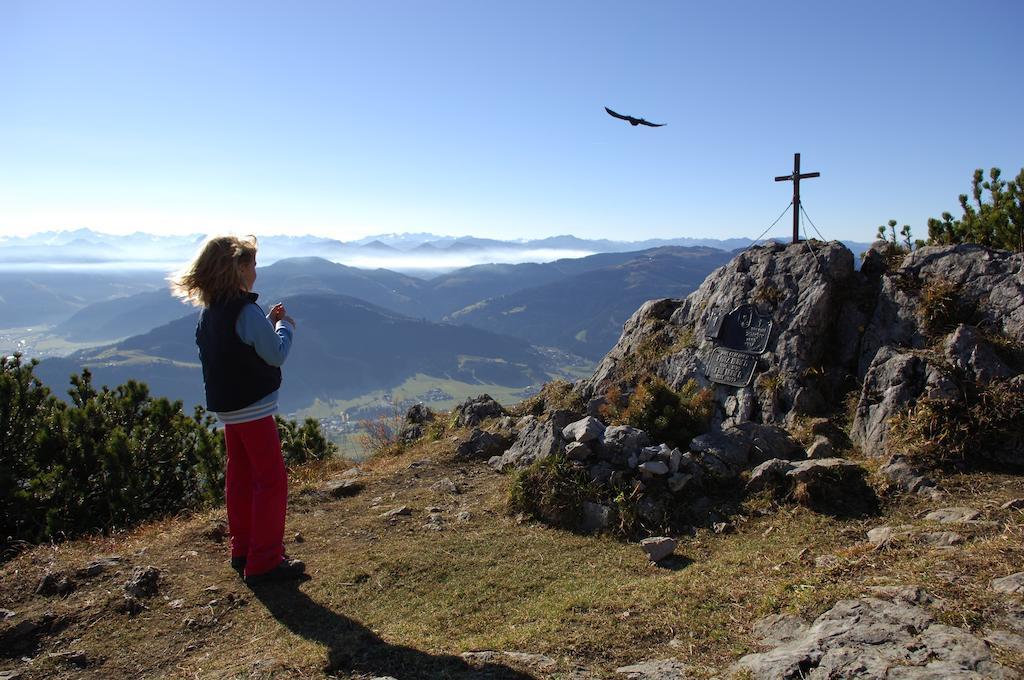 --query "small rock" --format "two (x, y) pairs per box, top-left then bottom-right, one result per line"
(919, 531), (964, 547)
(293, 531), (304, 543)
(581, 502), (611, 533)
(120, 594), (147, 615)
(322, 478), (363, 498)
(712, 522), (733, 535)
(640, 537), (677, 563)
(615, 658), (692, 678)
(985, 629), (1024, 652)
(805, 436), (834, 459)
(866, 525), (912, 546)
(924, 507), (982, 523)
(457, 511), (472, 523)
(36, 571), (75, 596)
(815, 555), (841, 570)
(991, 572), (1024, 595)
(565, 441), (593, 461)
(666, 473), (696, 494)
(638, 460), (669, 475)
(50, 650), (88, 667)
(203, 520), (229, 543)
(0, 609), (15, 620)
(76, 555), (123, 578)
(432, 478), (460, 494)
(339, 466), (361, 479)
(380, 506), (412, 519)
(168, 599), (185, 609)
(562, 416), (606, 443)
(123, 566), (160, 598)
(668, 448), (683, 473)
